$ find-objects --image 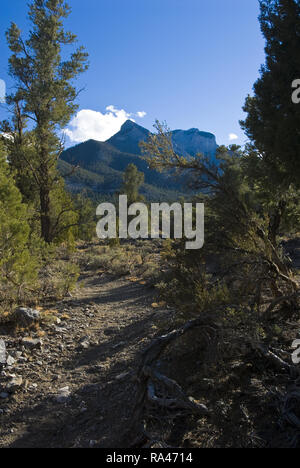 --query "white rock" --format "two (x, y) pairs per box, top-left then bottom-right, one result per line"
(0, 340), (6, 365)
(7, 376), (23, 392)
(55, 386), (71, 403)
(6, 355), (15, 367)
